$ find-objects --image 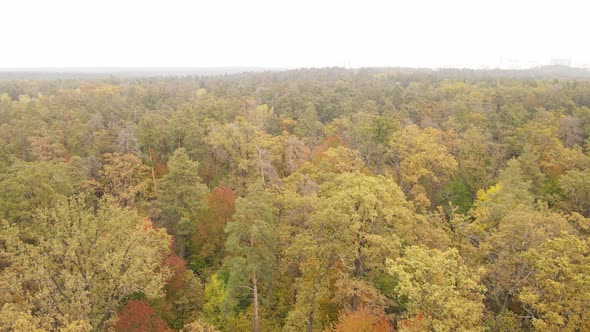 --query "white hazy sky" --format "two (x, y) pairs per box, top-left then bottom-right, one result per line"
(1, 0), (589, 69)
